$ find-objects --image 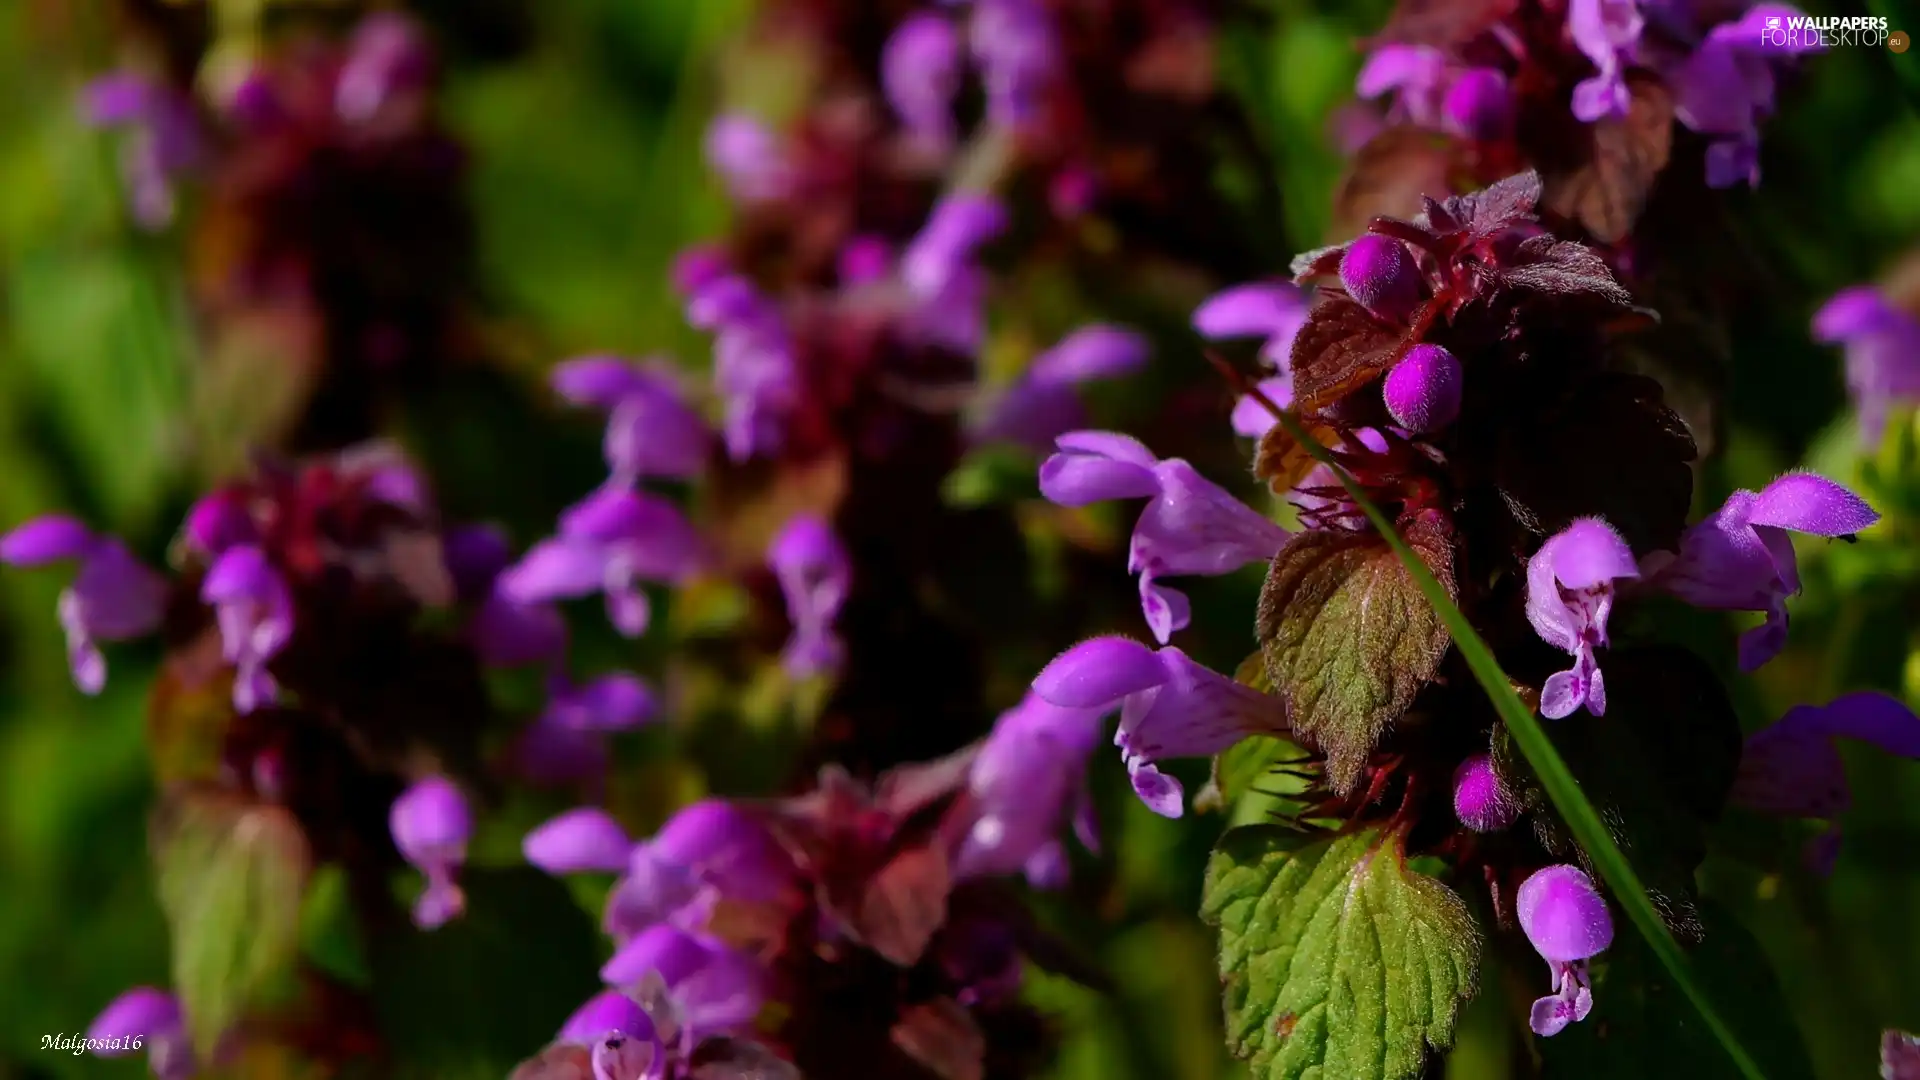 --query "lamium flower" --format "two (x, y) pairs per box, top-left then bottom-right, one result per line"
(884, 13), (963, 149)
(1355, 45), (1448, 128)
(600, 924), (765, 1048)
(1813, 286), (1920, 447)
(1340, 234), (1426, 324)
(768, 515), (852, 679)
(681, 272), (798, 461)
(201, 545), (296, 714)
(551, 355), (712, 484)
(969, 0), (1059, 127)
(973, 325), (1149, 451)
(442, 524), (568, 669)
(1452, 753), (1518, 833)
(901, 193), (1007, 301)
(1039, 432), (1289, 643)
(704, 113), (793, 204)
(0, 516), (165, 694)
(1443, 68), (1515, 141)
(603, 800), (793, 943)
(1642, 472), (1877, 672)
(526, 808), (635, 875)
(543, 672), (661, 733)
(1518, 865), (1613, 1037)
(501, 487), (706, 638)
(1382, 343), (1462, 434)
(80, 72), (205, 229)
(1729, 692), (1920, 874)
(87, 987), (192, 1079)
(1032, 635), (1289, 818)
(953, 693), (1104, 888)
(333, 11), (434, 123)
(390, 777), (471, 929)
(1663, 5), (1821, 188)
(1191, 282), (1309, 438)
(1525, 518), (1639, 719)
(1568, 0), (1644, 122)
